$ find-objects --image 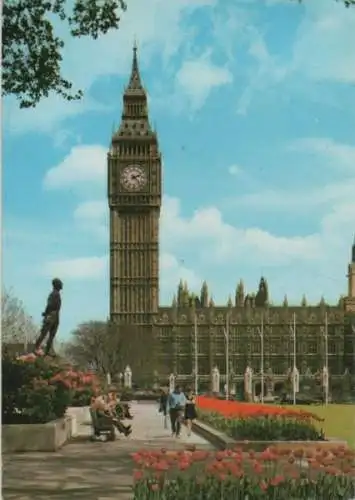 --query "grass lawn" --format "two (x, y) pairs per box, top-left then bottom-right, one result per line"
(286, 404), (355, 448)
